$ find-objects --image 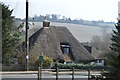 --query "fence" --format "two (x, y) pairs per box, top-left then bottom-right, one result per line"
(2, 64), (108, 80)
(37, 67), (106, 80)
